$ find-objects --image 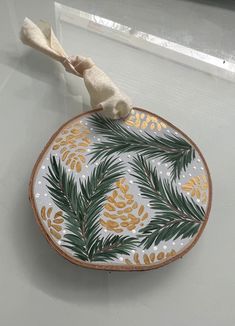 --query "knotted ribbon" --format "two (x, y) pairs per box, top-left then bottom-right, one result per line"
(20, 18), (132, 119)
